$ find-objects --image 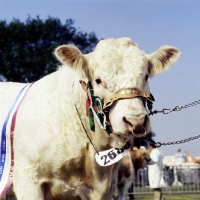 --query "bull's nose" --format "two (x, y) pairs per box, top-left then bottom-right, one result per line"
(123, 115), (147, 135)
